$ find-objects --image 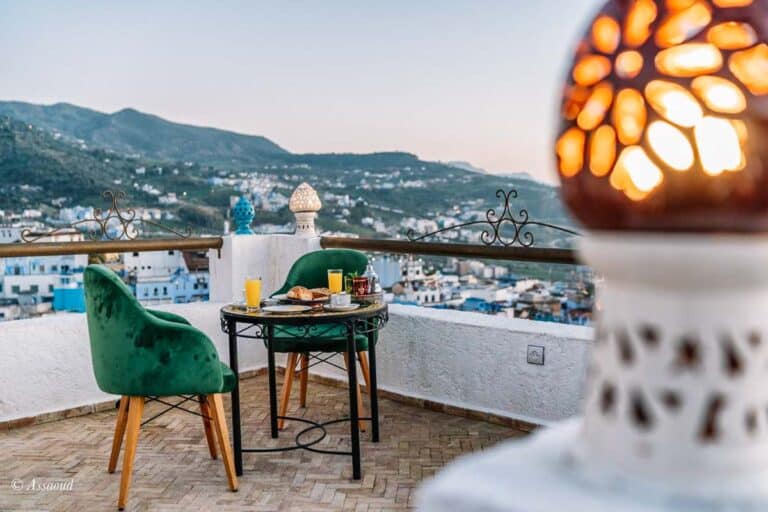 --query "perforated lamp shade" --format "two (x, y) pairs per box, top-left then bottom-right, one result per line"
(289, 182), (322, 213)
(556, 0), (768, 231)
